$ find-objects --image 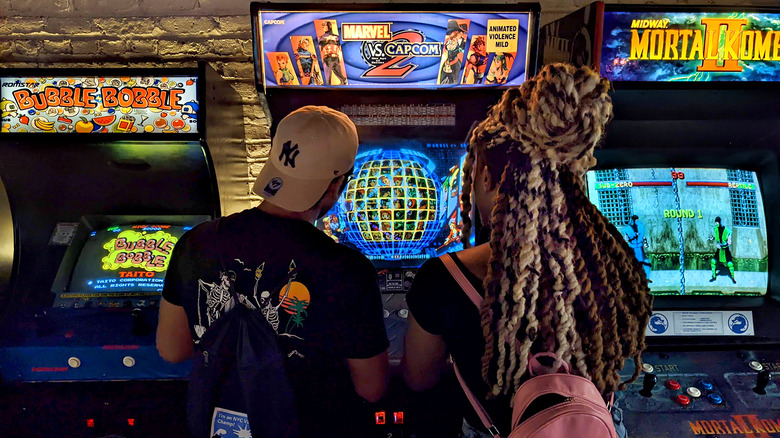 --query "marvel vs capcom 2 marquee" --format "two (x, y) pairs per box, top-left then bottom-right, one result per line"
(0, 63), (243, 437)
(541, 5), (780, 437)
(251, 3), (540, 436)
